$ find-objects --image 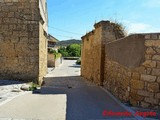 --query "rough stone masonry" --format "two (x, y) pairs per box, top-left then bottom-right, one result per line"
(81, 20), (160, 109)
(0, 0), (48, 85)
